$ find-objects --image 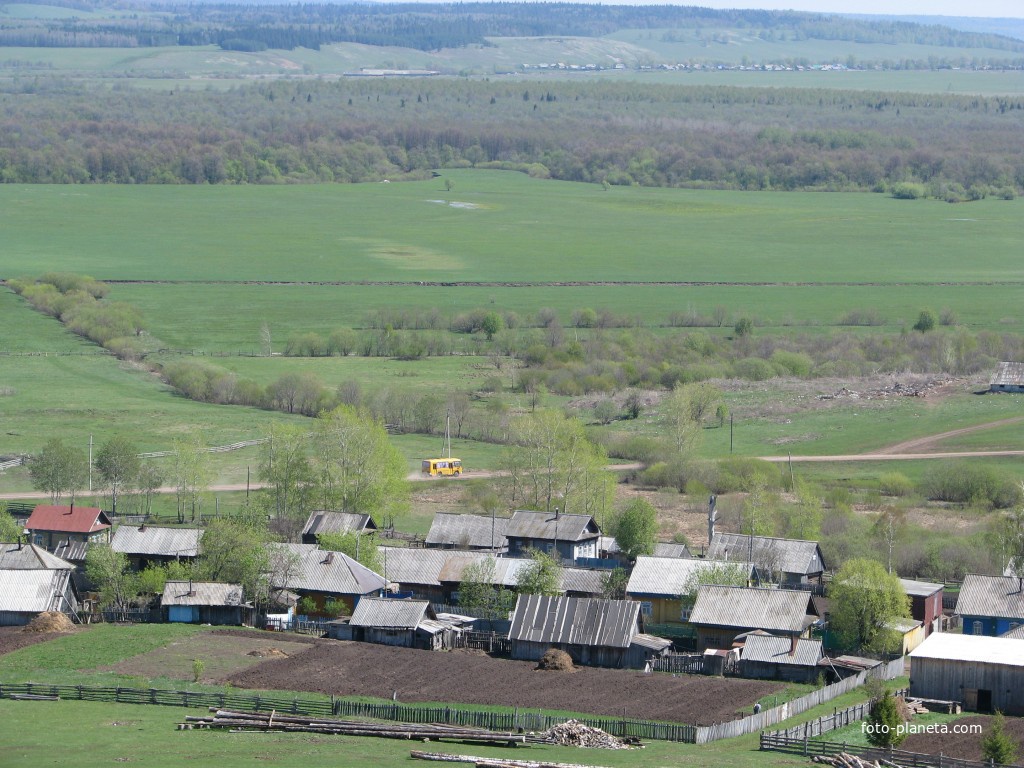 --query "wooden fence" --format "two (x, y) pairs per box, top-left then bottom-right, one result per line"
(652, 654), (703, 674)
(461, 631), (512, 655)
(0, 682), (697, 742)
(769, 688), (908, 741)
(759, 732), (1000, 768)
(693, 656), (906, 744)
